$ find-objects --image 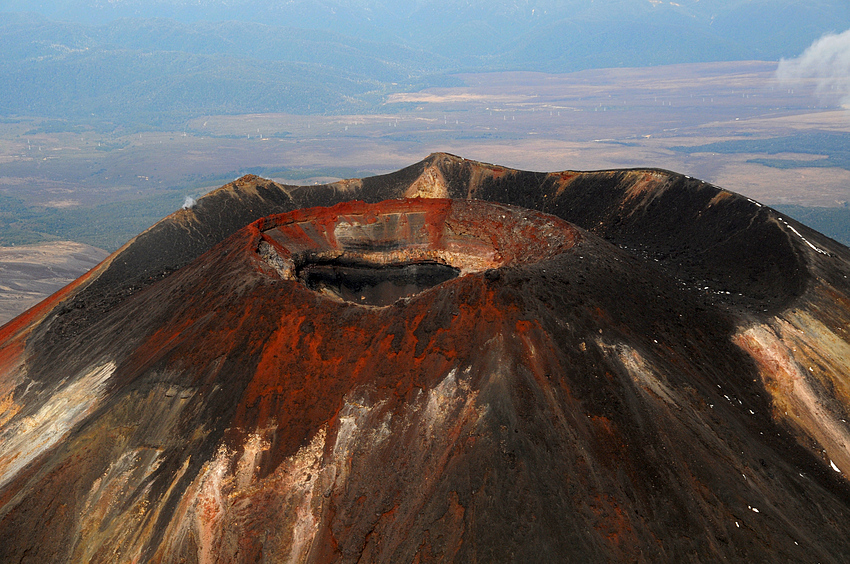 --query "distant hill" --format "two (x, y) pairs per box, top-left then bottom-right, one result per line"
(1, 2), (849, 126)
(6, 0), (850, 63)
(0, 13), (453, 128)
